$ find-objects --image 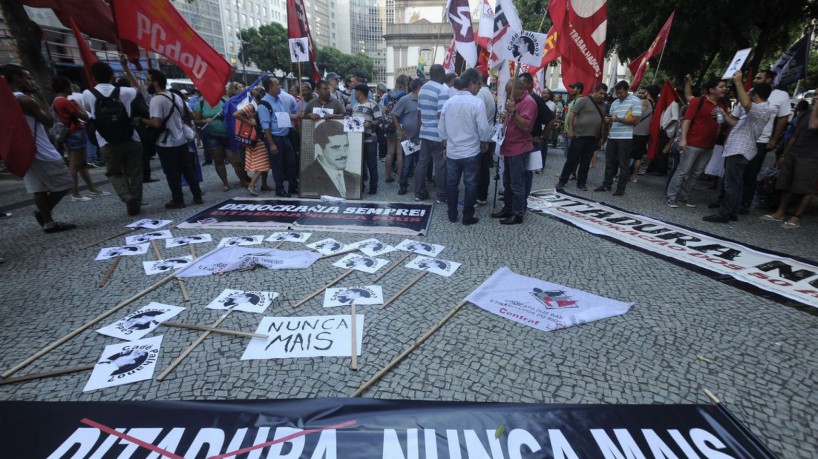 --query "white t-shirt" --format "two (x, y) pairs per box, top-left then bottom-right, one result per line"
(14, 92), (62, 161)
(731, 89), (791, 143)
(149, 91), (187, 148)
(82, 84), (140, 147)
